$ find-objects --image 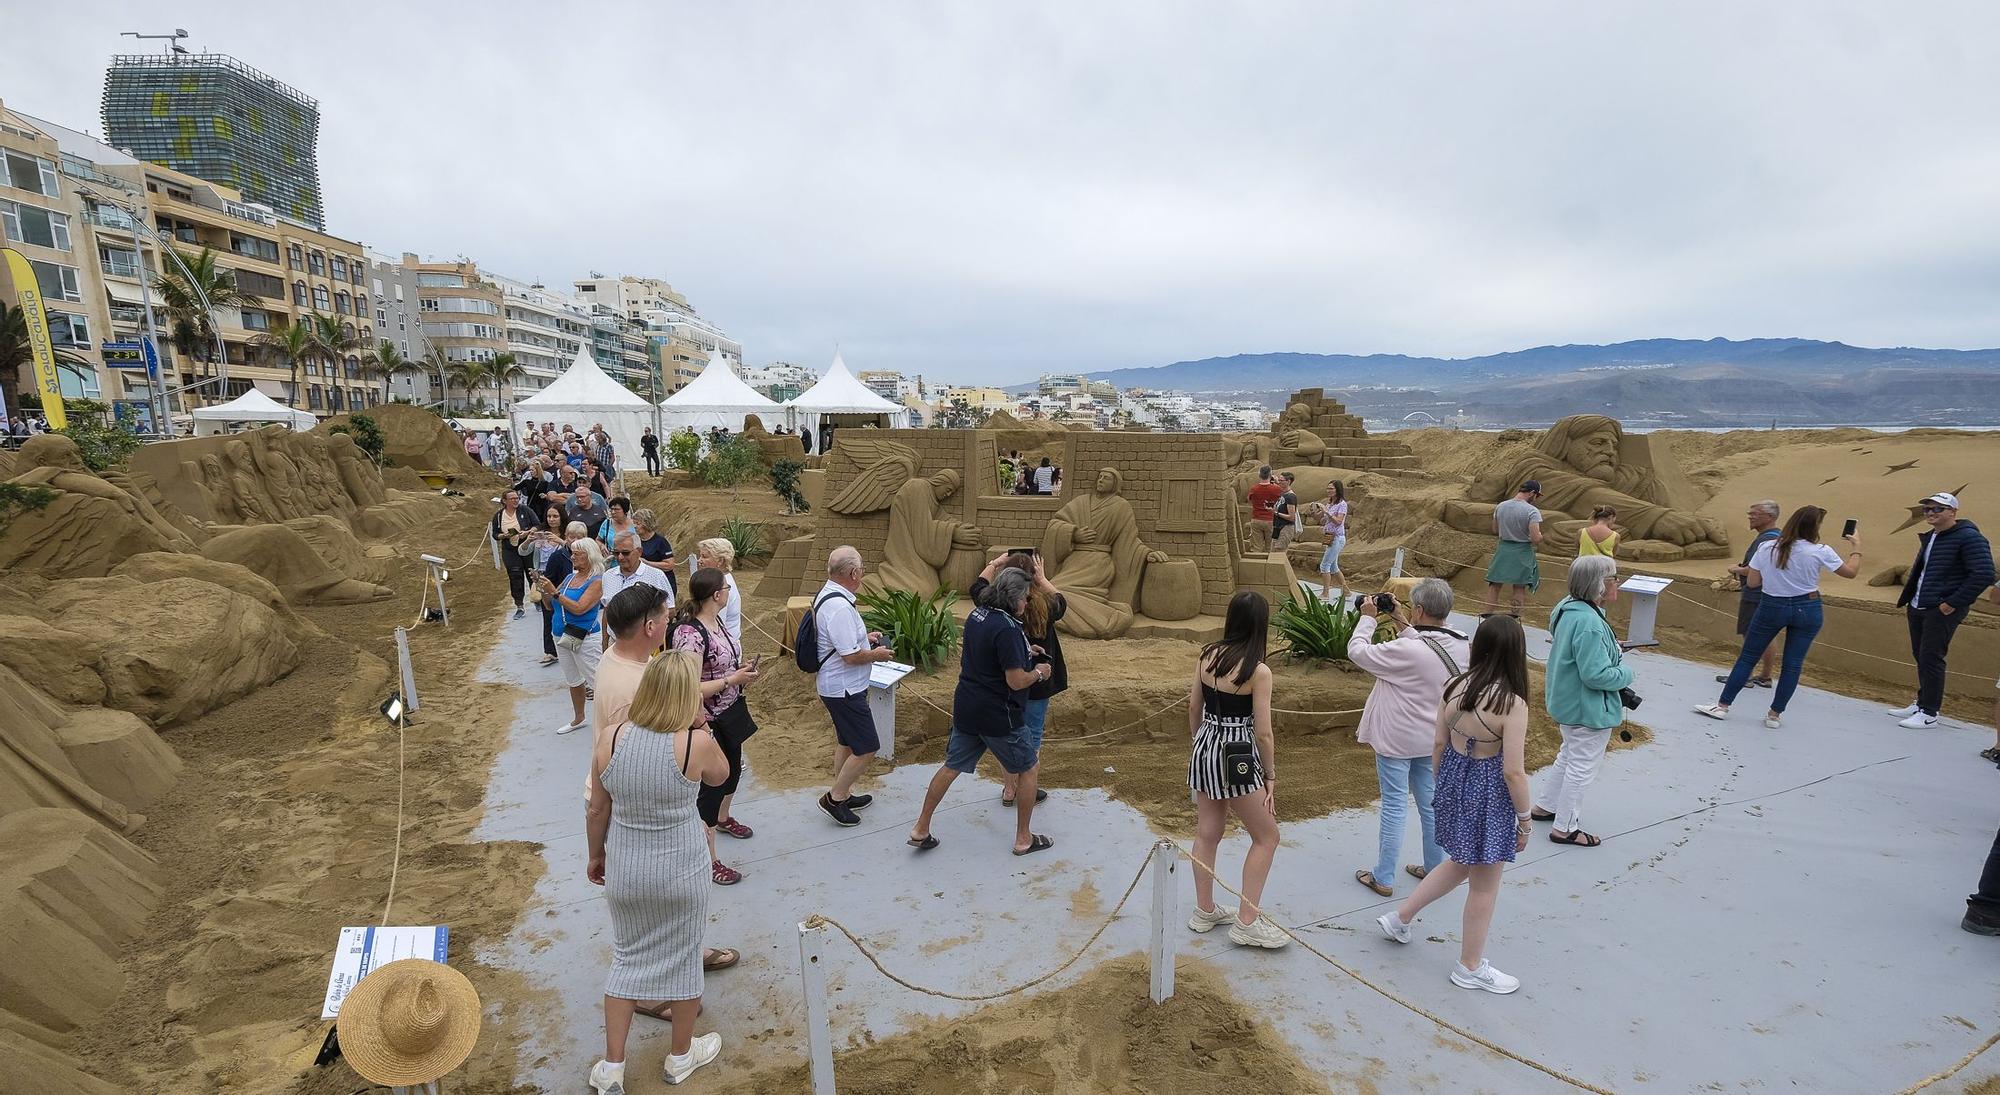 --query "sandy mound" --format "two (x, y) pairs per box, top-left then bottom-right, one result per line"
(380, 464), (428, 491)
(0, 663), (150, 834)
(735, 952), (1333, 1094)
(0, 808), (163, 1033)
(110, 553), (293, 616)
(201, 524), (393, 605)
(321, 404), (482, 476)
